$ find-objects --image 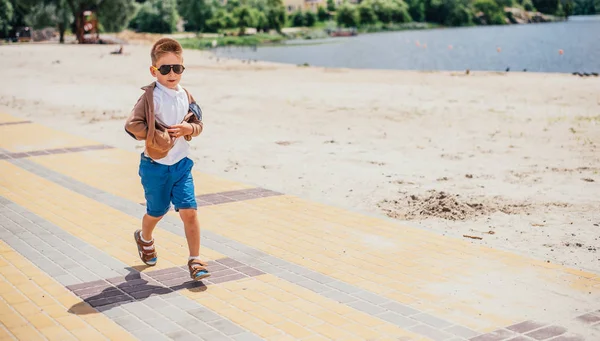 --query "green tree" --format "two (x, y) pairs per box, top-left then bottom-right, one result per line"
(255, 9), (269, 31)
(571, 0), (599, 14)
(335, 2), (359, 26)
(326, 0), (335, 11)
(304, 10), (316, 26)
(233, 5), (255, 34)
(473, 0), (506, 24)
(406, 0), (425, 21)
(265, 0), (285, 33)
(24, 0), (73, 42)
(425, 0), (473, 26)
(532, 0), (560, 13)
(563, 0), (573, 16)
(317, 5), (329, 20)
(98, 0), (136, 32)
(226, 0), (240, 11)
(129, 0), (179, 33)
(364, 0), (411, 24)
(358, 1), (377, 25)
(0, 0), (14, 38)
(522, 0), (536, 10)
(291, 9), (304, 26)
(178, 0), (214, 33)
